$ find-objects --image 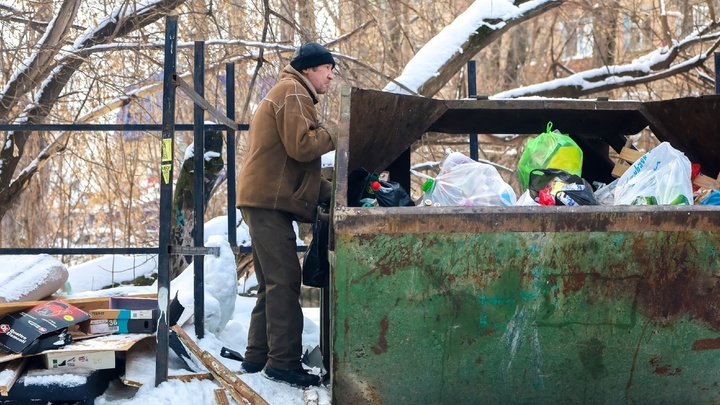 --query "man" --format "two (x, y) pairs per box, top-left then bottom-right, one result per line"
(236, 42), (337, 388)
